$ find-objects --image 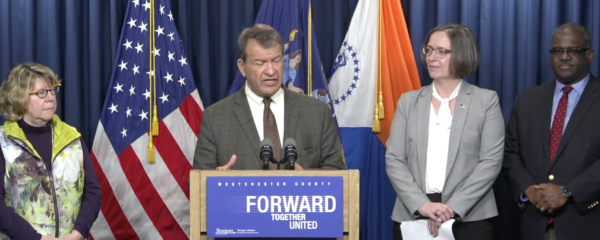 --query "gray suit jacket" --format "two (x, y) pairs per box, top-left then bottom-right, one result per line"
(385, 81), (504, 222)
(193, 87), (346, 170)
